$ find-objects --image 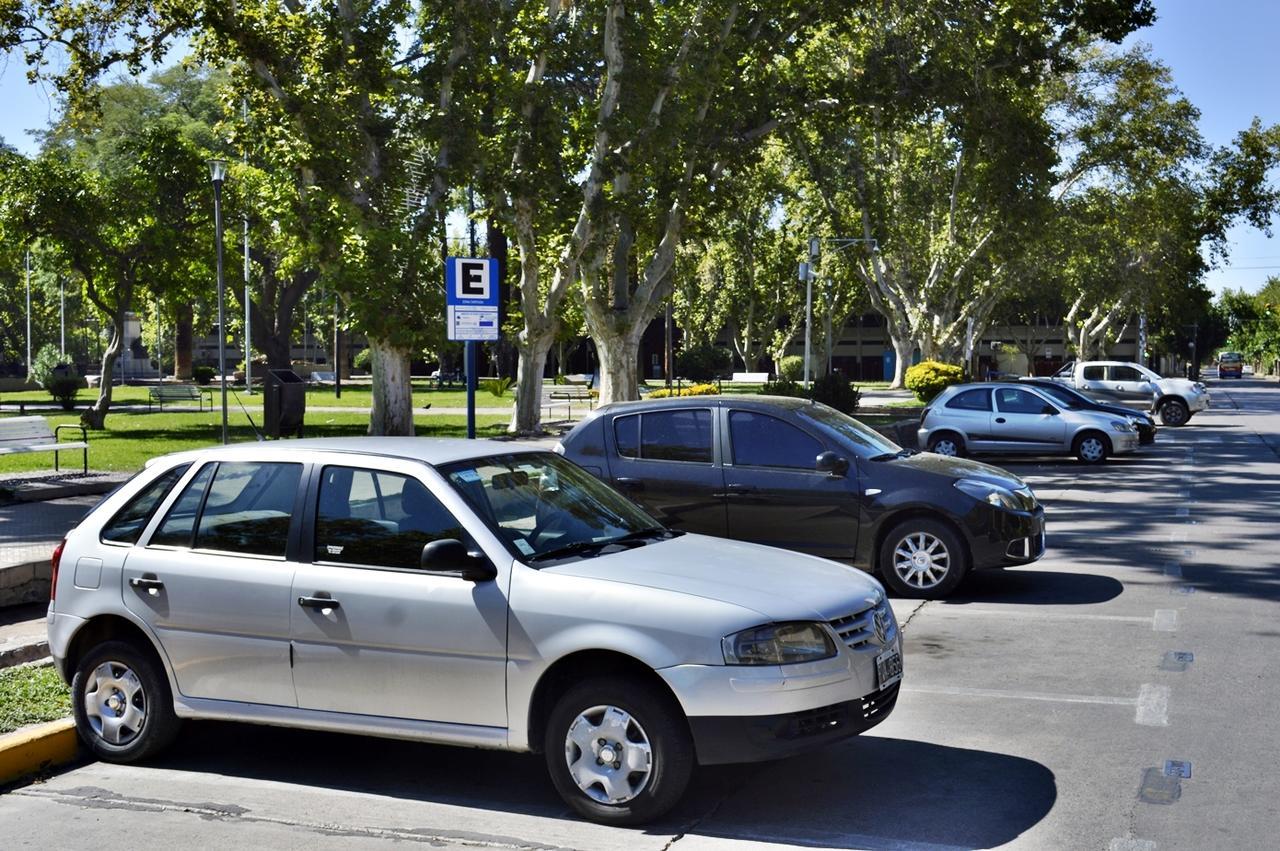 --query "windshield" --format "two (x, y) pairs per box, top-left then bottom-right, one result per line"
(1034, 383), (1086, 409)
(1219, 352), (1243, 363)
(797, 403), (902, 459)
(439, 452), (666, 565)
